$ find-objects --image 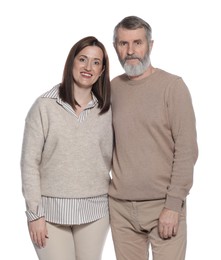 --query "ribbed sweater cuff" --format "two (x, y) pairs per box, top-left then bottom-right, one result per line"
(165, 195), (184, 213)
